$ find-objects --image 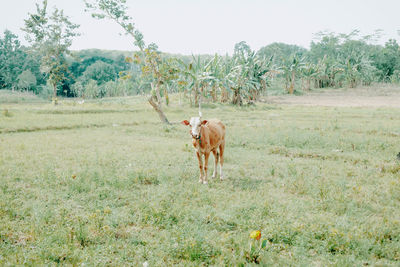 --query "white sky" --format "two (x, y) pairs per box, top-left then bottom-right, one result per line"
(1, 0), (399, 55)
